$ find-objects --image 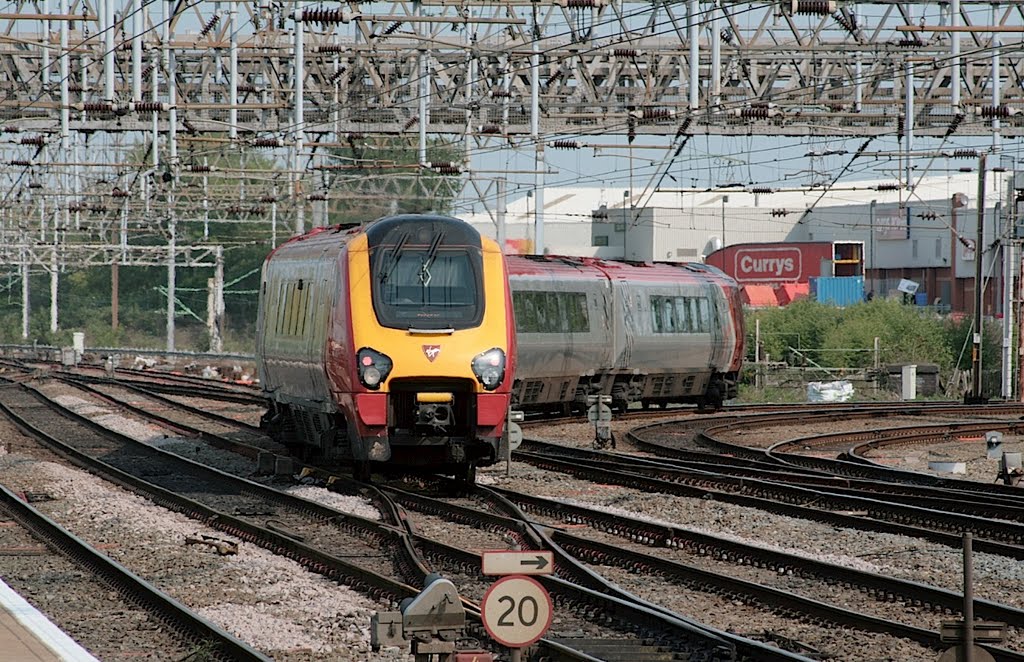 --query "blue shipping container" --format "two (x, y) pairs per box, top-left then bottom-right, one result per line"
(810, 276), (865, 306)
